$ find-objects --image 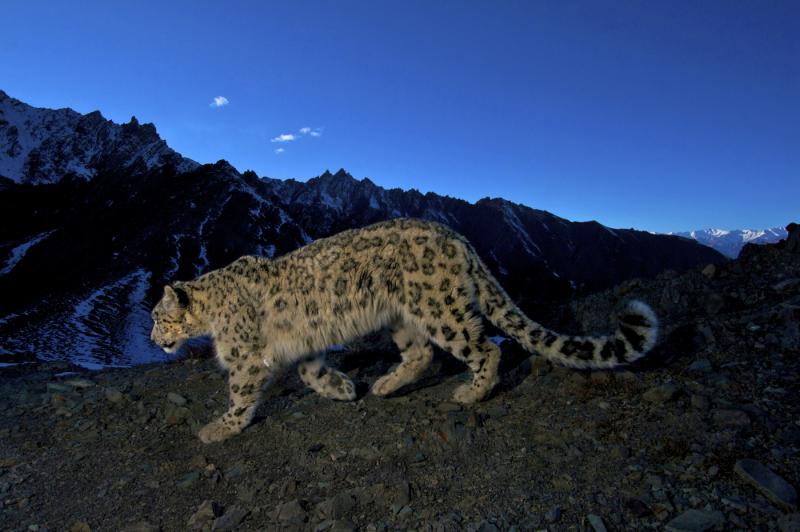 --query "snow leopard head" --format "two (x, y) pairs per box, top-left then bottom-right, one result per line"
(150, 284), (204, 353)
